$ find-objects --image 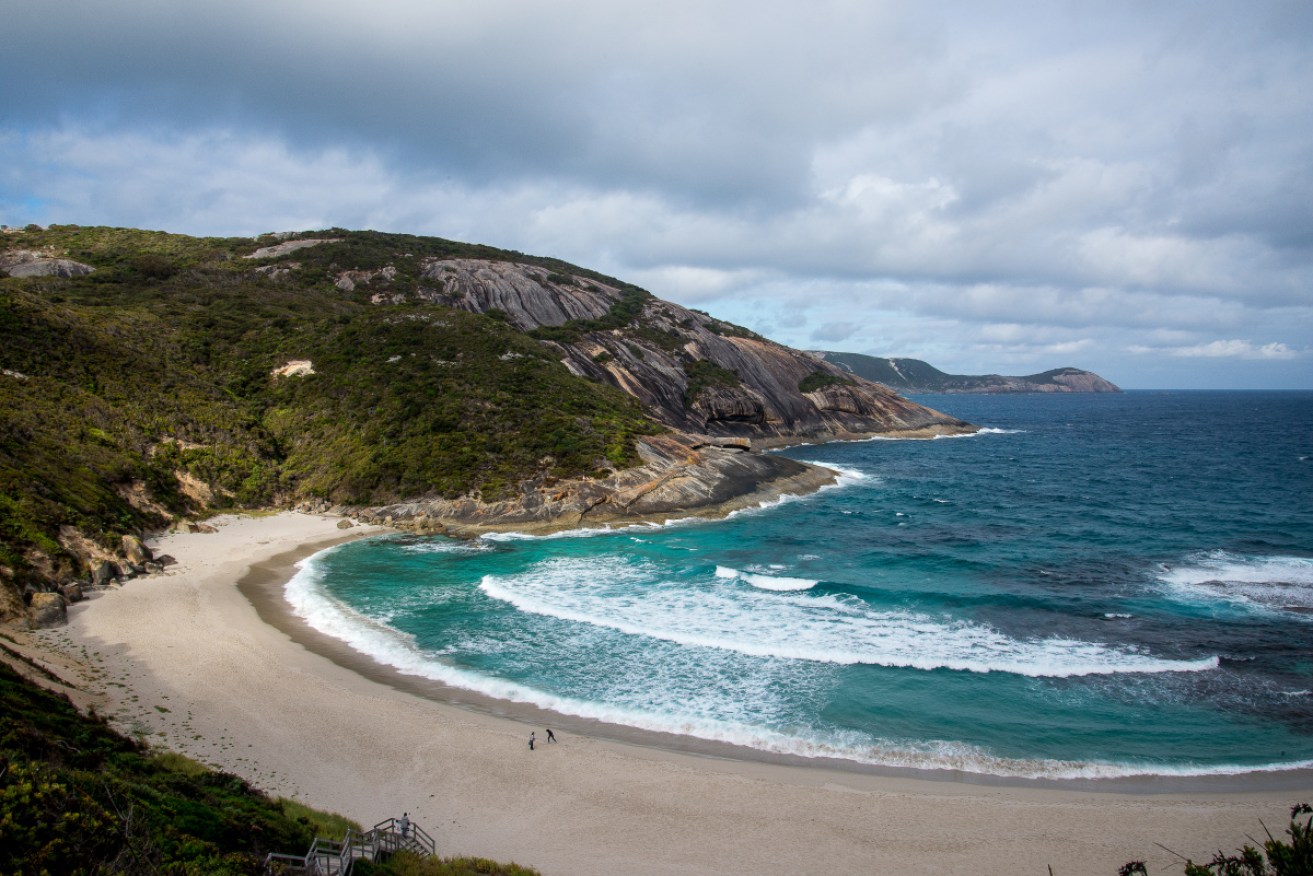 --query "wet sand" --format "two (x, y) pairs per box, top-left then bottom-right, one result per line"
(29, 512), (1313, 875)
